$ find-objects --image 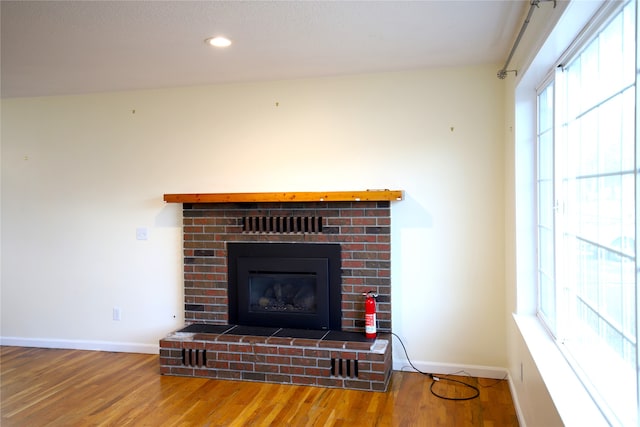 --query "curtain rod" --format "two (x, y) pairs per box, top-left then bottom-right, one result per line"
(497, 0), (556, 79)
